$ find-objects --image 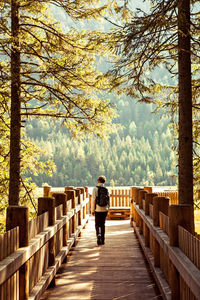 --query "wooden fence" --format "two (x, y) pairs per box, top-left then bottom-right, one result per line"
(1, 185), (199, 300)
(157, 191), (178, 205)
(108, 188), (131, 207)
(0, 227), (19, 300)
(106, 188), (131, 220)
(130, 187), (200, 300)
(0, 186), (90, 300)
